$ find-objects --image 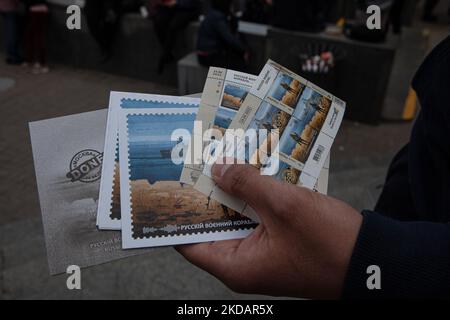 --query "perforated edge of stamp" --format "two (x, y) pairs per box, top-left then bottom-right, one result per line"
(97, 93), (122, 230)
